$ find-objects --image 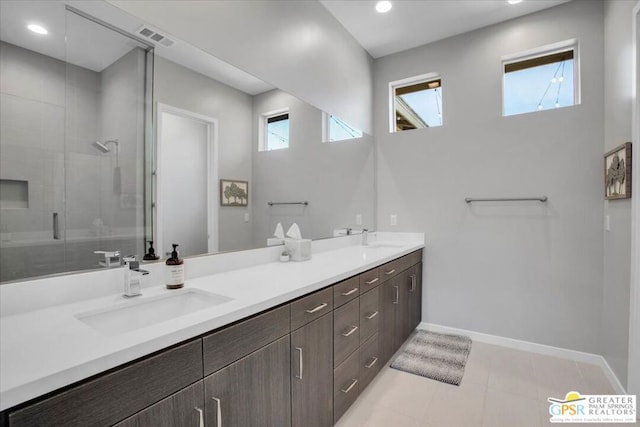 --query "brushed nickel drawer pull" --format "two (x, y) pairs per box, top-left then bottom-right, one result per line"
(365, 357), (378, 369)
(393, 286), (399, 304)
(341, 325), (359, 337)
(384, 269), (396, 275)
(365, 311), (378, 320)
(410, 274), (417, 292)
(341, 287), (358, 296)
(195, 407), (205, 427)
(365, 277), (379, 285)
(305, 302), (328, 313)
(295, 346), (303, 379)
(211, 397), (222, 427)
(341, 378), (358, 394)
